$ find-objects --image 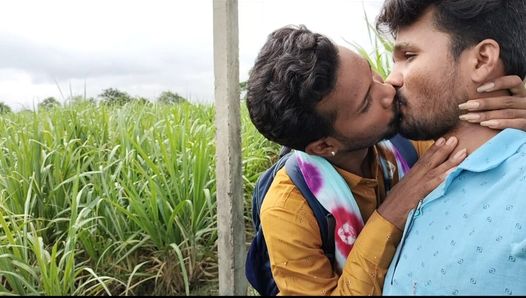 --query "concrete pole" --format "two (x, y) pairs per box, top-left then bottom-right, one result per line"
(213, 0), (247, 295)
